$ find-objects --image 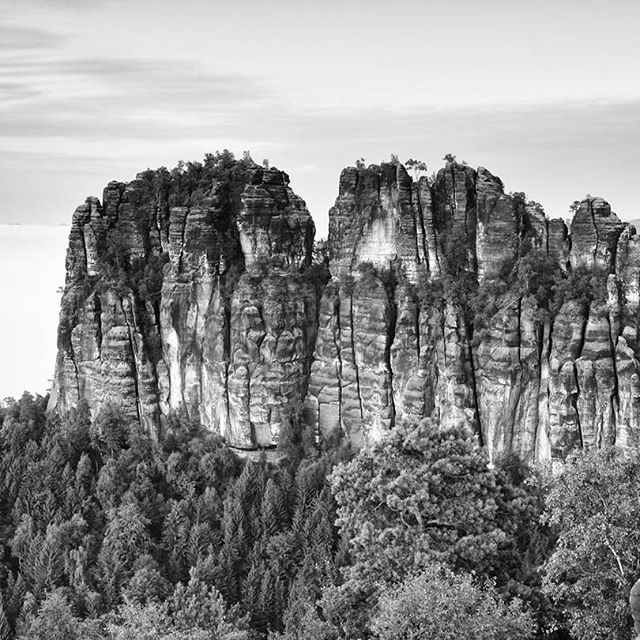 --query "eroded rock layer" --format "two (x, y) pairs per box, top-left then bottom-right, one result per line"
(49, 158), (318, 448)
(305, 161), (640, 462)
(51, 157), (640, 461)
